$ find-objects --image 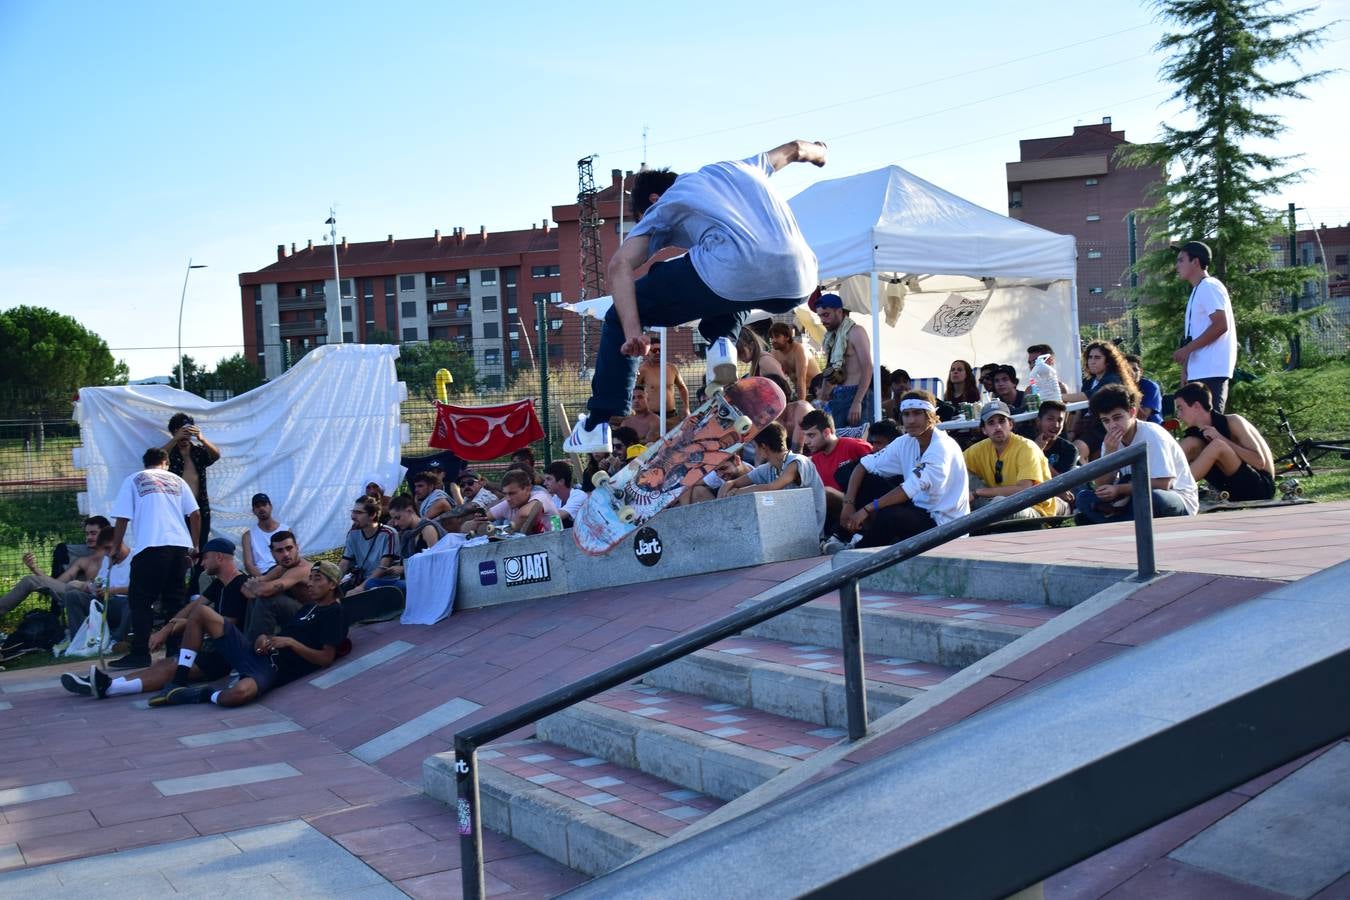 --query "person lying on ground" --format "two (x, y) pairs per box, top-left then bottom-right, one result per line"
(964, 401), (1066, 519)
(1175, 381), (1276, 501)
(720, 422), (827, 535)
